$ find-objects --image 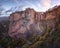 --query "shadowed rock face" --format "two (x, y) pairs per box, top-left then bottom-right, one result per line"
(8, 8), (45, 38)
(8, 6), (60, 38)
